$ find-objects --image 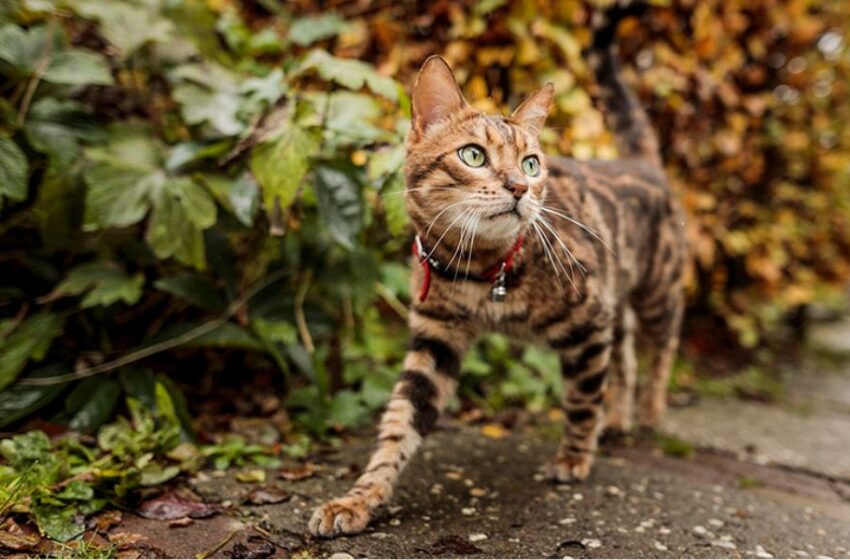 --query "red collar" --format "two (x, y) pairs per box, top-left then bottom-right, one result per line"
(412, 234), (526, 302)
